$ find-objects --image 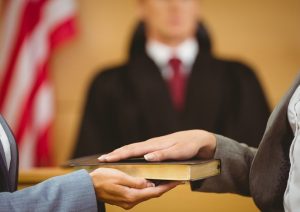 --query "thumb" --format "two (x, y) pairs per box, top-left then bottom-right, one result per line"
(119, 173), (155, 189)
